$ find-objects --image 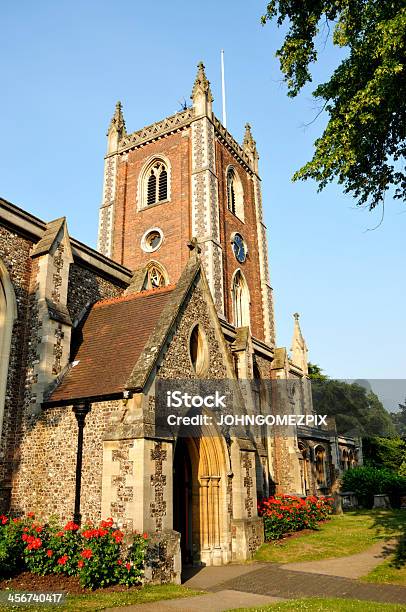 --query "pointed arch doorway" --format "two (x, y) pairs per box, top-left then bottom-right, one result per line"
(173, 434), (228, 567)
(173, 438), (193, 565)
